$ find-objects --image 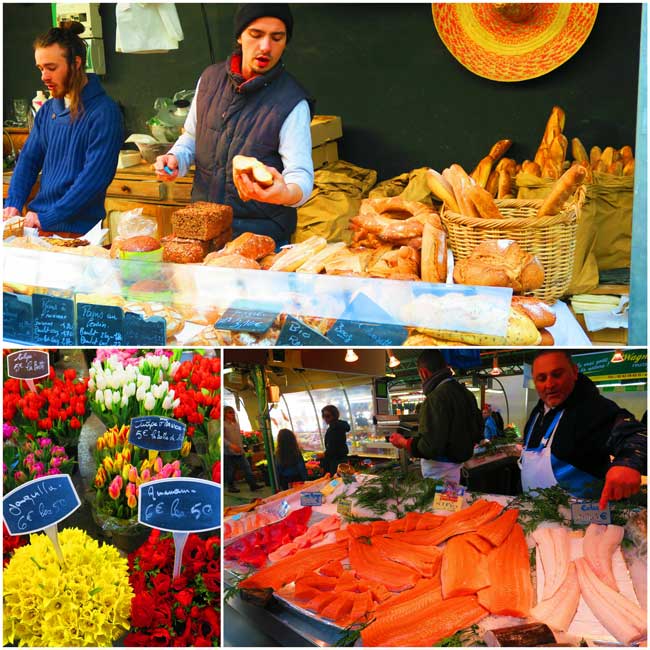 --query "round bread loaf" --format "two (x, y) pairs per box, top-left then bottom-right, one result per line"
(120, 236), (162, 252)
(511, 296), (556, 328)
